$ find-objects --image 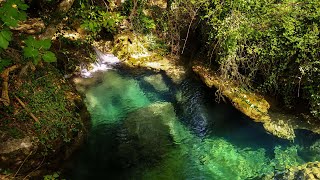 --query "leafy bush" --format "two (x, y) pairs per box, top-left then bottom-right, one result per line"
(23, 36), (57, 64)
(0, 0), (28, 27)
(0, 0), (56, 68)
(71, 4), (123, 39)
(0, 0), (28, 49)
(199, 0), (320, 118)
(122, 0), (156, 33)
